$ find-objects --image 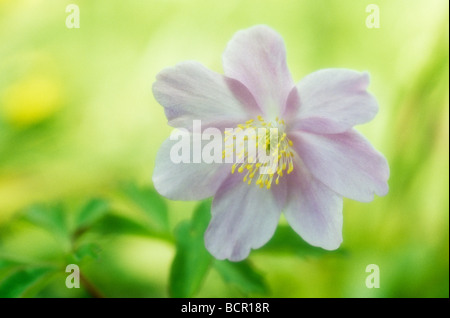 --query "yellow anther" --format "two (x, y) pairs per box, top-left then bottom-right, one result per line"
(288, 162), (294, 174)
(227, 117), (295, 189)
